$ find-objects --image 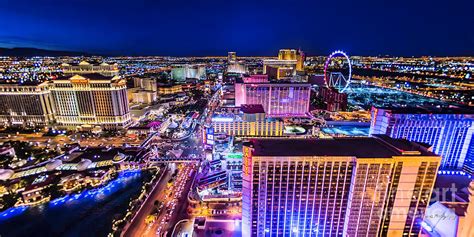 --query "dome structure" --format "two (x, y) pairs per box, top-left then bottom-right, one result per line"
(45, 159), (63, 171)
(0, 169), (14, 181)
(77, 159), (92, 171)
